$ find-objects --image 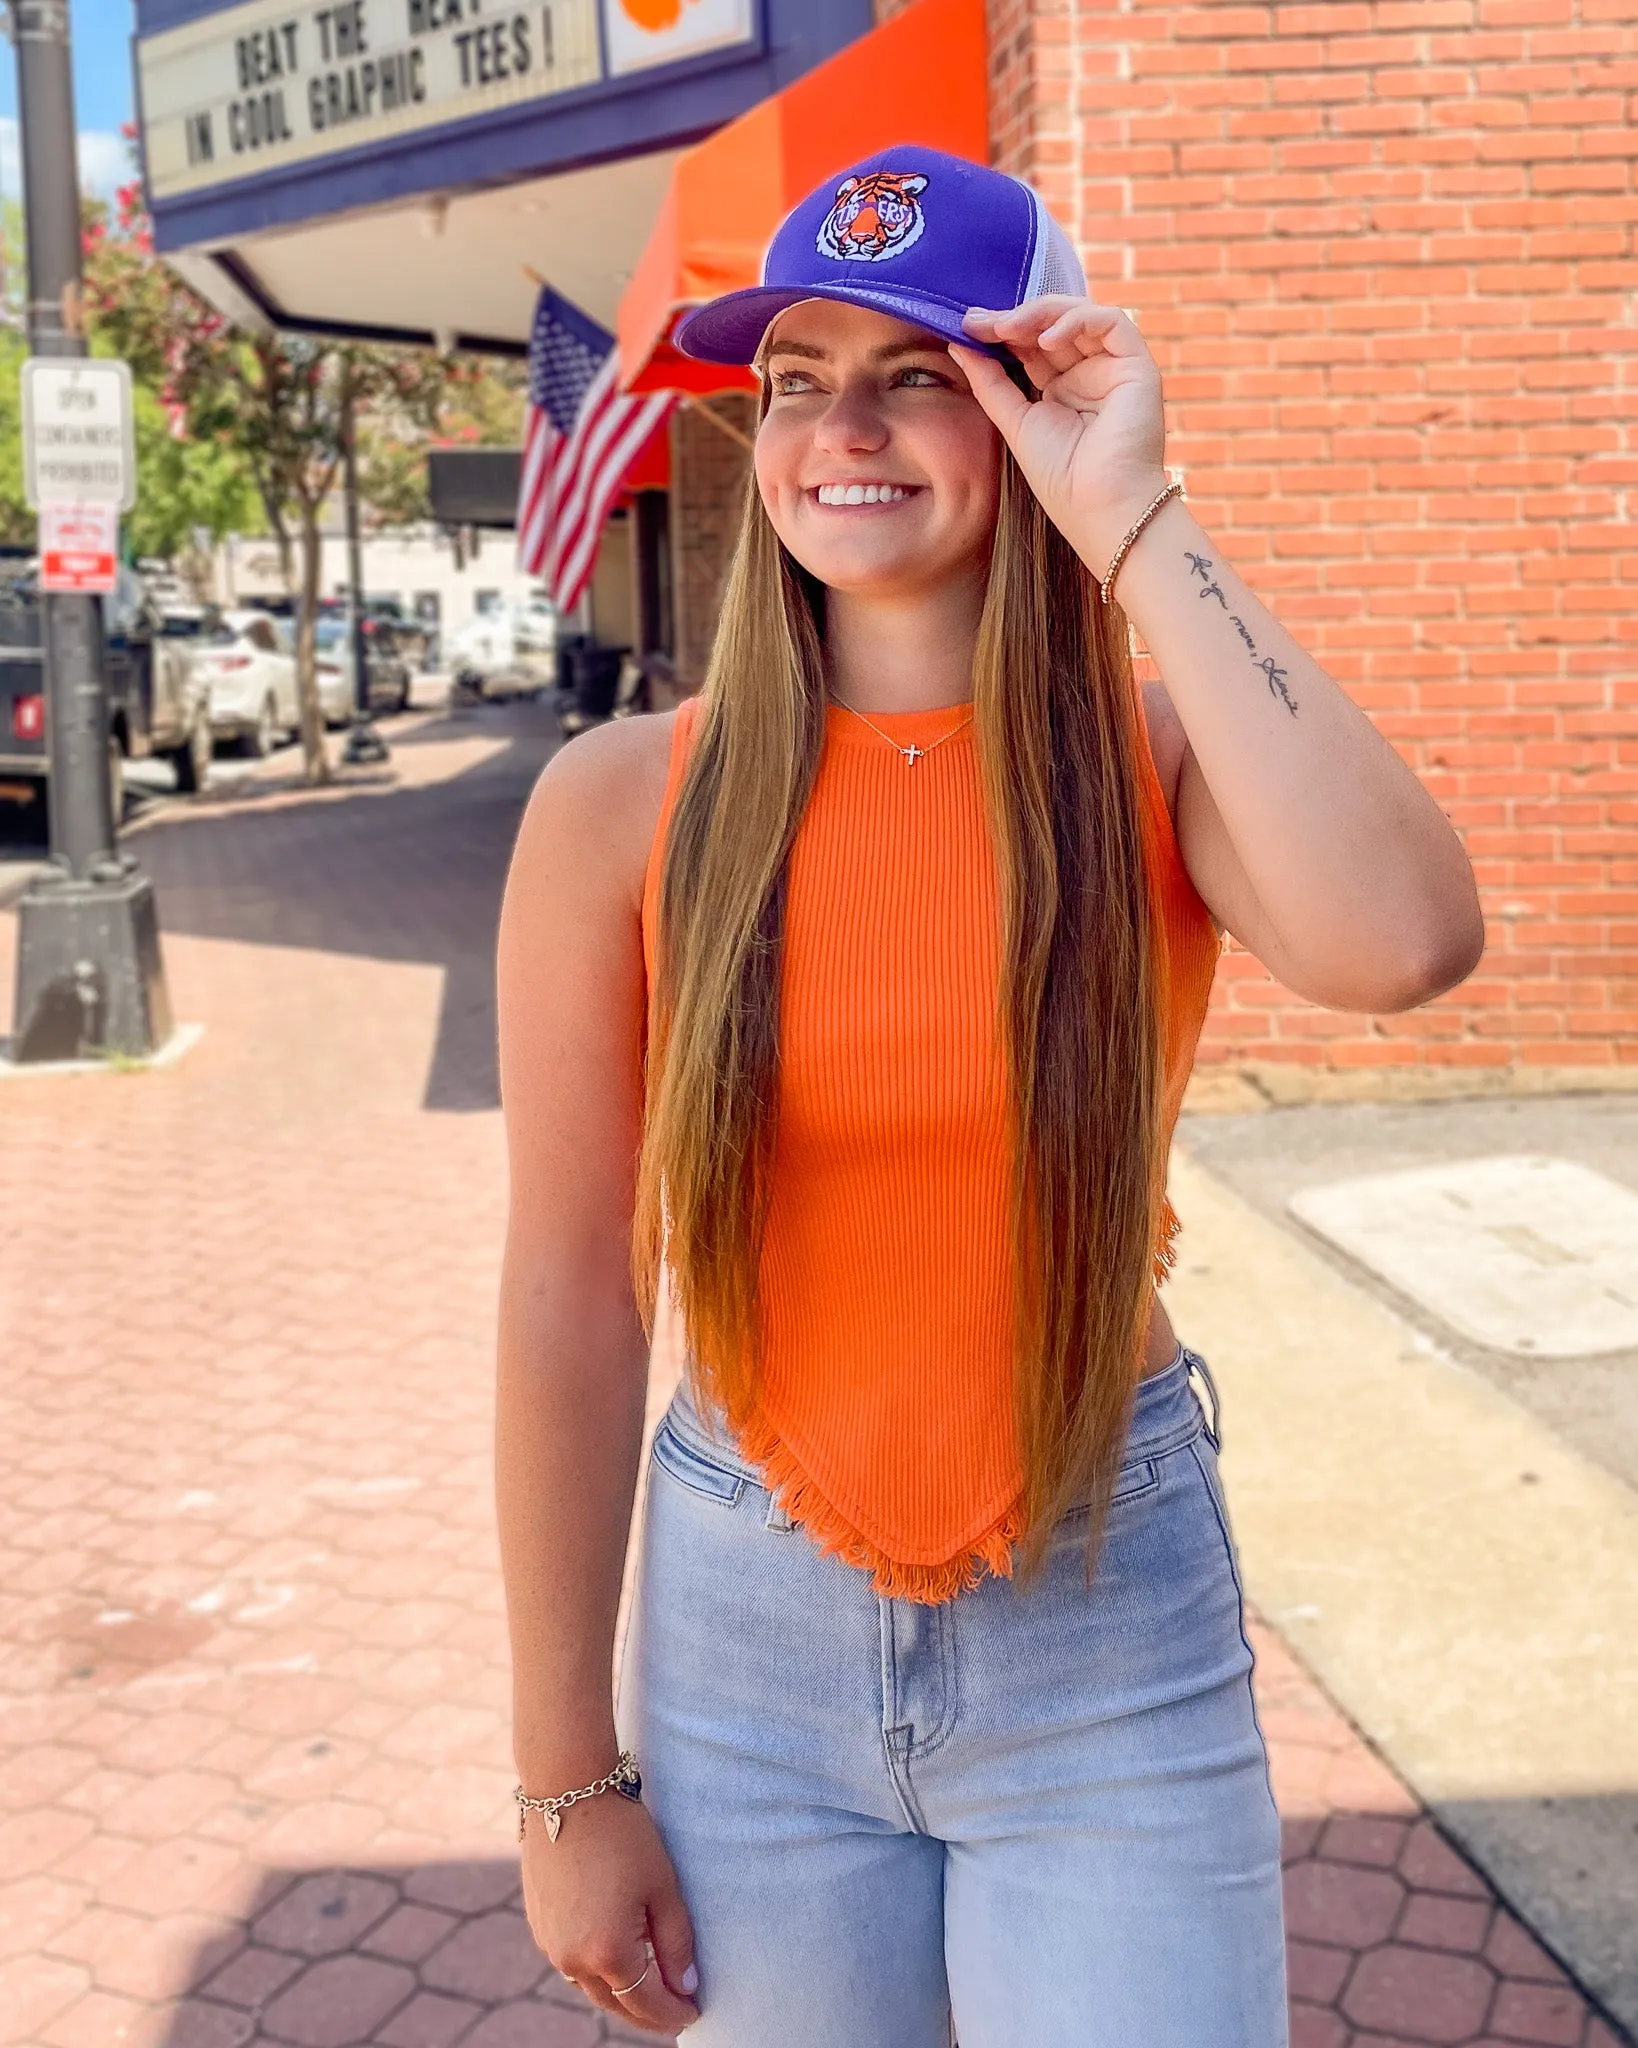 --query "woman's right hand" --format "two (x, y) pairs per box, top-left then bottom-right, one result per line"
(520, 1790), (701, 2036)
